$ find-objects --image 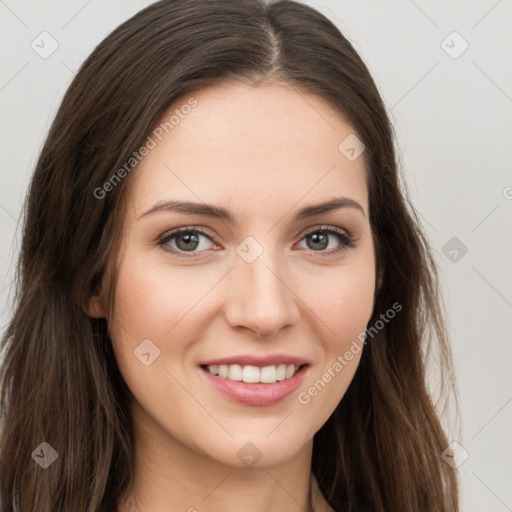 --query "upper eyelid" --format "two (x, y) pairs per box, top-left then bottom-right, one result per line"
(159, 224), (352, 242)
